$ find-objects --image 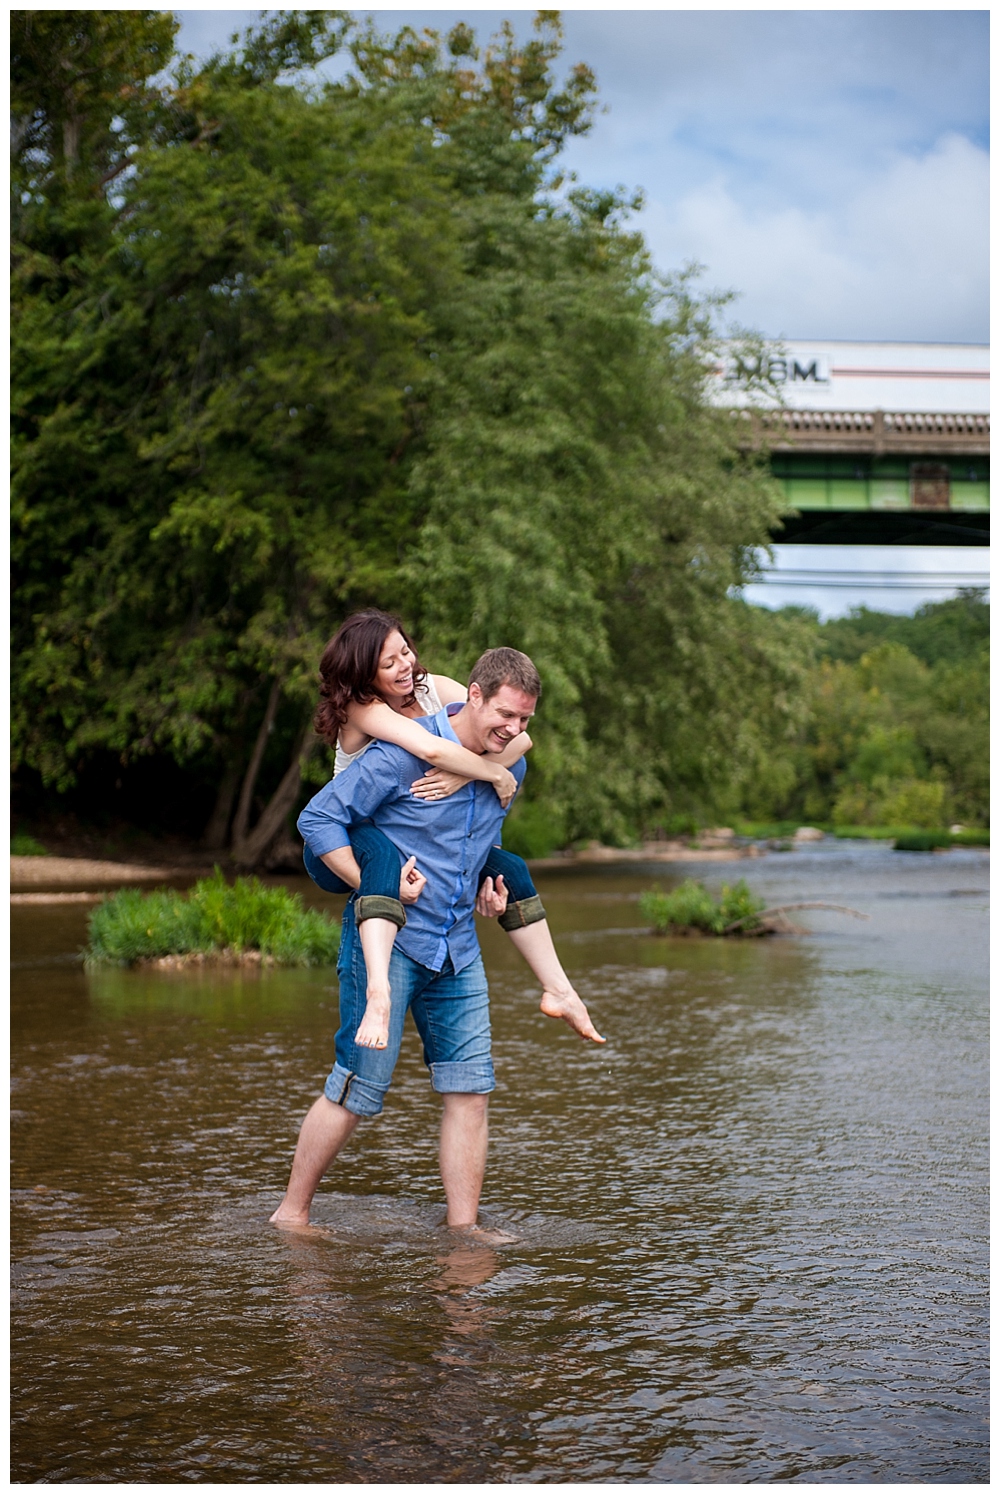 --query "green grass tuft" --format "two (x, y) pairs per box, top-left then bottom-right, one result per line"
(86, 870), (340, 967)
(11, 833), (49, 855)
(639, 878), (765, 935)
(893, 831), (953, 852)
(733, 821), (812, 839)
(951, 828), (989, 847)
(833, 825), (913, 841)
(833, 826), (988, 850)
